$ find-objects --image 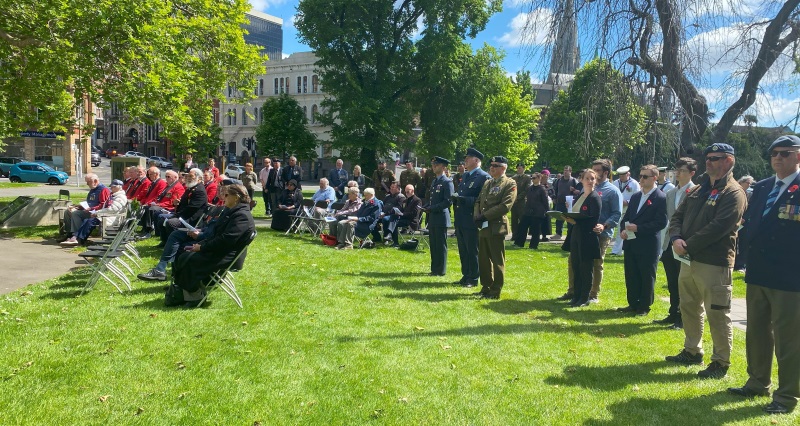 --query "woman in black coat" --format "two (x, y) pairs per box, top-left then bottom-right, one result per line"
(564, 169), (602, 307)
(168, 184), (256, 307)
(515, 172), (550, 249)
(270, 179), (303, 231)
